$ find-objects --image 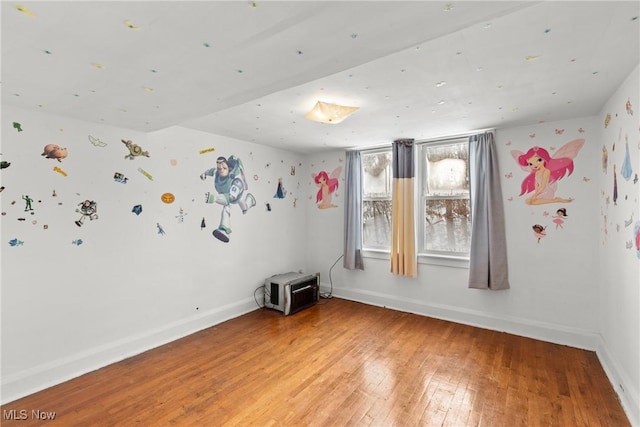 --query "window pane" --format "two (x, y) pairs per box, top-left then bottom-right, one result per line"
(424, 198), (471, 254)
(424, 142), (469, 197)
(363, 200), (392, 249)
(362, 151), (392, 198)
